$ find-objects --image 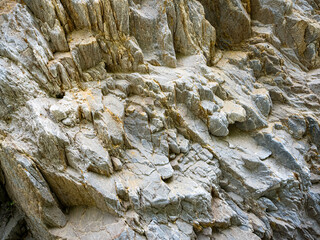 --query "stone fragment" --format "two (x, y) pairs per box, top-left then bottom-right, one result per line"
(176, 220), (193, 236)
(50, 97), (80, 125)
(307, 117), (320, 149)
(111, 157), (123, 171)
(287, 115), (306, 139)
(221, 101), (247, 124)
(208, 112), (229, 137)
(76, 133), (114, 176)
(212, 226), (260, 240)
(252, 89), (272, 117)
(212, 198), (237, 228)
(68, 30), (102, 71)
(152, 154), (174, 180)
(258, 197), (278, 212)
(308, 79), (320, 95)
(248, 213), (269, 239)
(177, 134), (190, 154)
(115, 180), (129, 201)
